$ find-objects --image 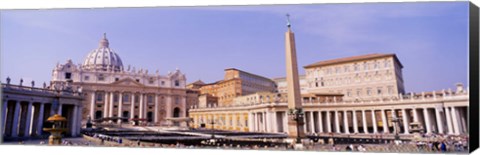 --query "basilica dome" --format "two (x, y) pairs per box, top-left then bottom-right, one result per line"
(82, 33), (124, 72)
